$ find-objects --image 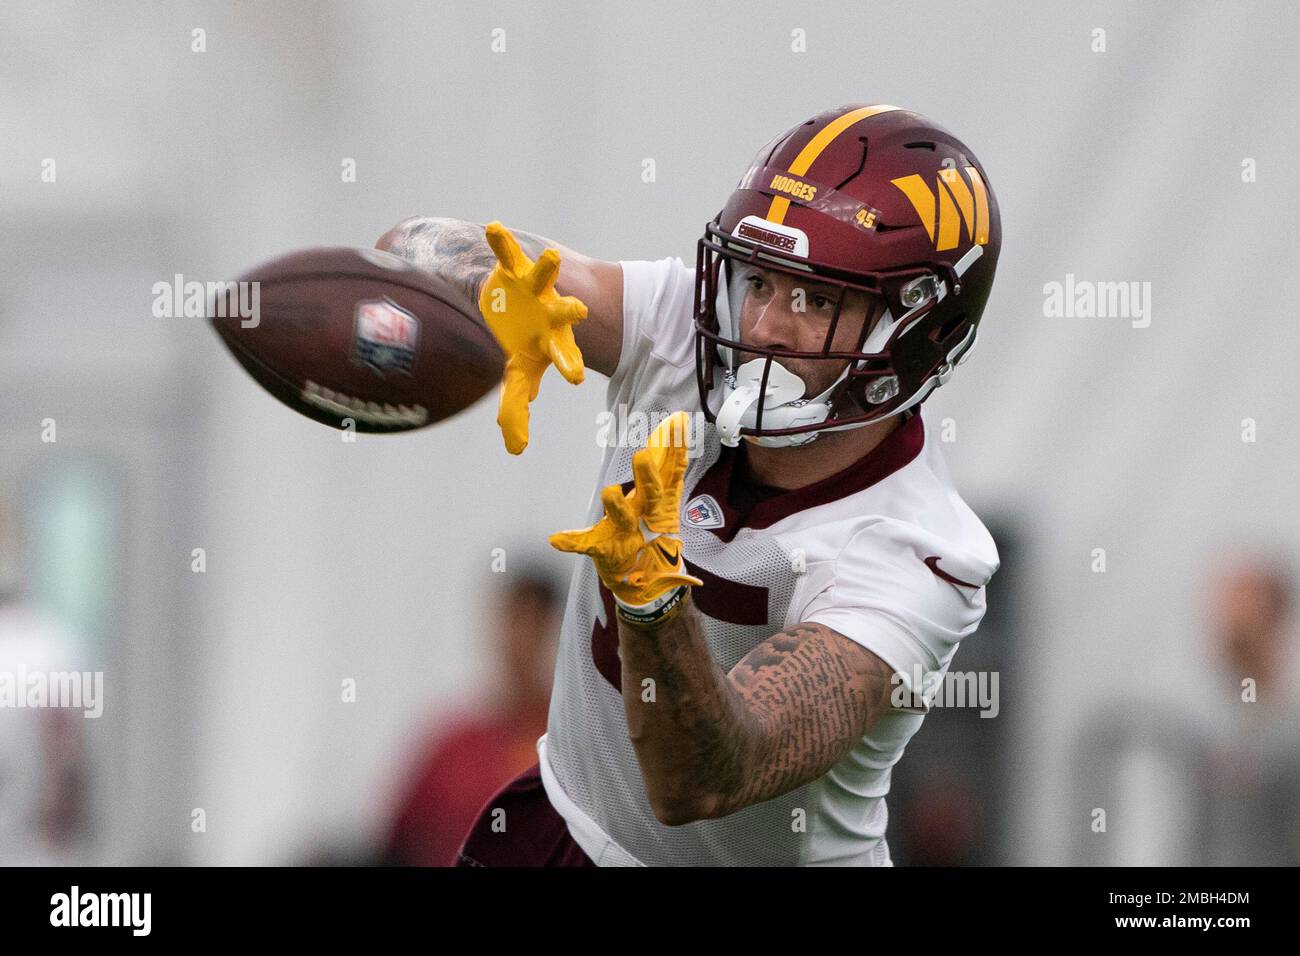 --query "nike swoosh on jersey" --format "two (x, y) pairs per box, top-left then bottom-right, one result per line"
(923, 555), (981, 589)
